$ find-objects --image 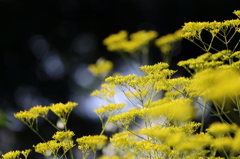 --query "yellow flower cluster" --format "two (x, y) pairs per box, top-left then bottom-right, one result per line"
(29, 105), (50, 118)
(139, 62), (169, 75)
(147, 98), (195, 122)
(98, 155), (134, 159)
(50, 101), (78, 125)
(14, 105), (50, 126)
(14, 110), (39, 127)
(88, 58), (113, 77)
(1, 149), (31, 159)
(76, 135), (108, 153)
(177, 52), (227, 73)
(34, 131), (75, 157)
(90, 83), (117, 101)
(181, 10), (240, 55)
(34, 140), (61, 157)
(110, 131), (136, 148)
(103, 30), (158, 54)
(182, 19), (240, 41)
(108, 108), (142, 128)
(94, 103), (126, 117)
(14, 102), (77, 127)
(105, 74), (137, 85)
(233, 10), (240, 18)
(52, 130), (75, 141)
(187, 68), (240, 101)
(103, 30), (128, 46)
(139, 124), (216, 158)
(155, 29), (183, 54)
(206, 122), (233, 137)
